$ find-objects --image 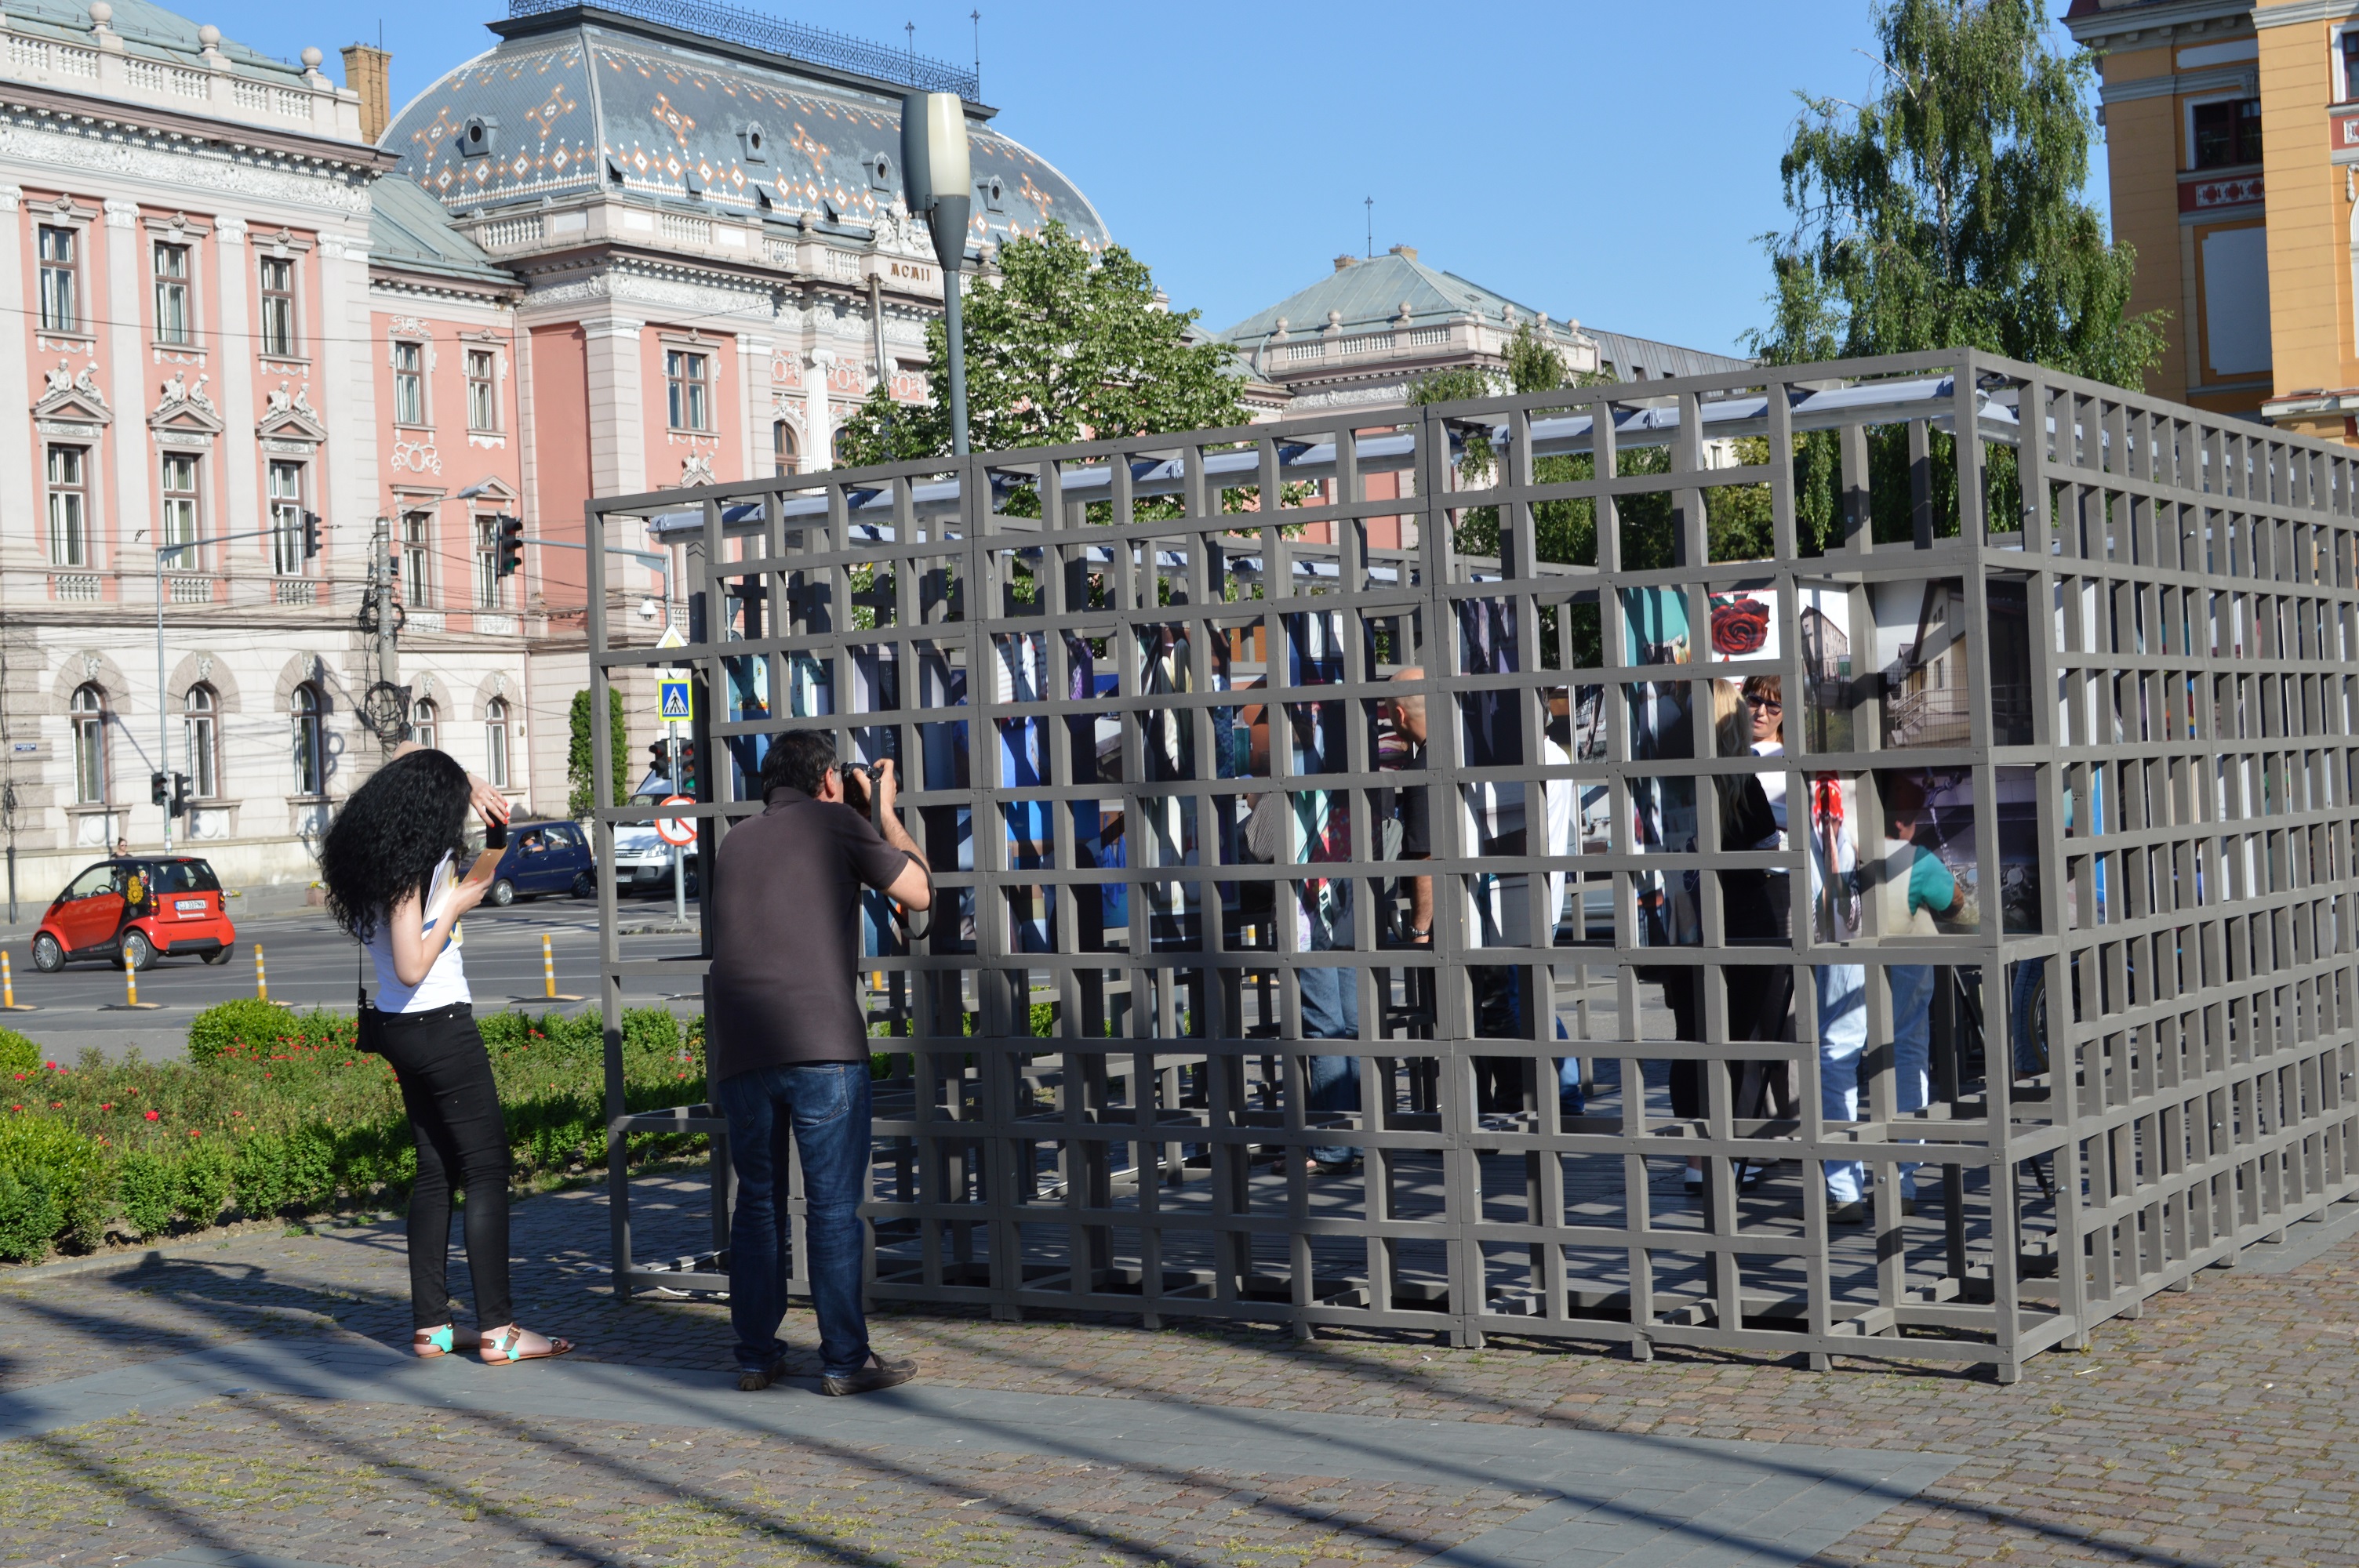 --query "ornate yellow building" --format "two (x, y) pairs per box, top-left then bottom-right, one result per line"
(2069, 0), (2359, 439)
